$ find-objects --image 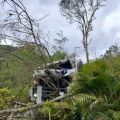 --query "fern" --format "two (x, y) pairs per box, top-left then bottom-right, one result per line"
(73, 103), (82, 120)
